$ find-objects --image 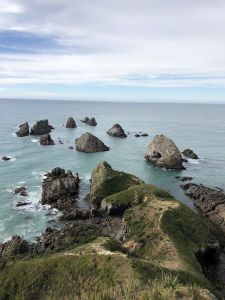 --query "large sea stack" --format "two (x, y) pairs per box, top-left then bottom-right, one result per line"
(145, 134), (184, 170)
(75, 132), (109, 153)
(107, 124), (127, 138)
(16, 122), (29, 137)
(30, 119), (52, 135)
(66, 117), (76, 128)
